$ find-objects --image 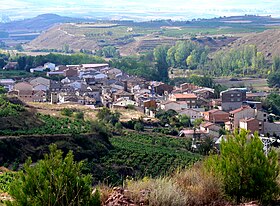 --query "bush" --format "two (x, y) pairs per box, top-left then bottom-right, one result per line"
(60, 108), (75, 117)
(7, 144), (101, 206)
(134, 122), (144, 132)
(205, 129), (280, 204)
